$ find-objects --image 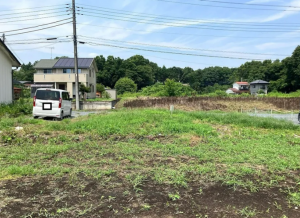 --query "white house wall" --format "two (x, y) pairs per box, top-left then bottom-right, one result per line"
(233, 83), (240, 90)
(0, 49), (12, 103)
